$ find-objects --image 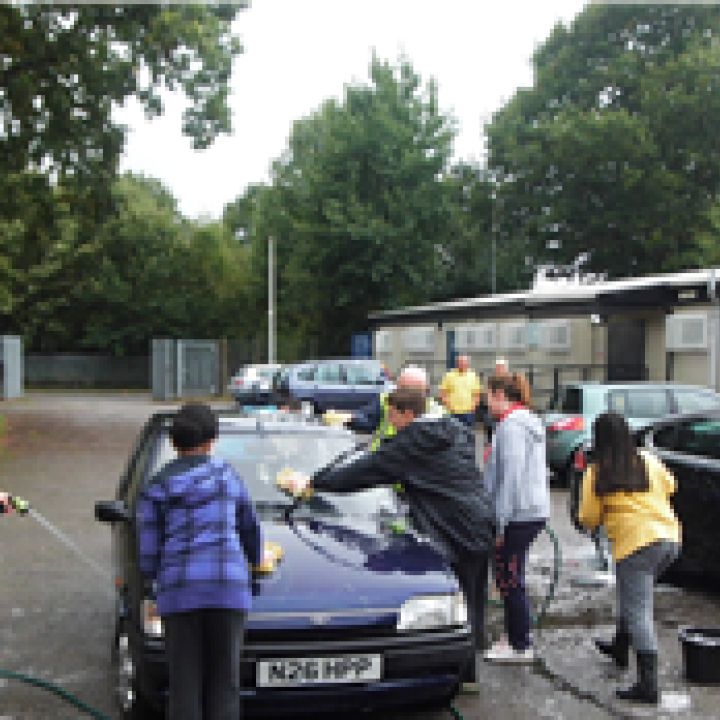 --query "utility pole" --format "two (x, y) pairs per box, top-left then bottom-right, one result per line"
(491, 189), (497, 295)
(268, 235), (276, 364)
